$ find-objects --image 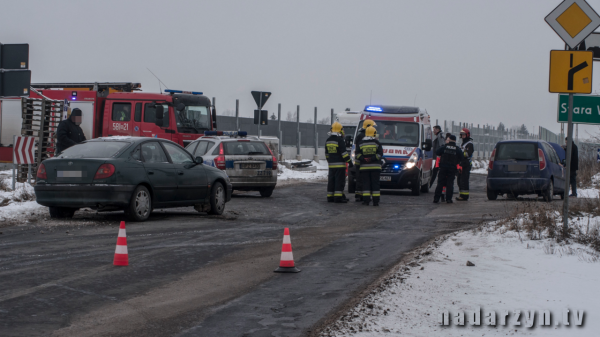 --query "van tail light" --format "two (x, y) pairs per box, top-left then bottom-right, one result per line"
(266, 145), (278, 170)
(488, 149), (496, 170)
(538, 149), (546, 170)
(94, 163), (116, 179)
(215, 143), (226, 170)
(37, 163), (47, 180)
